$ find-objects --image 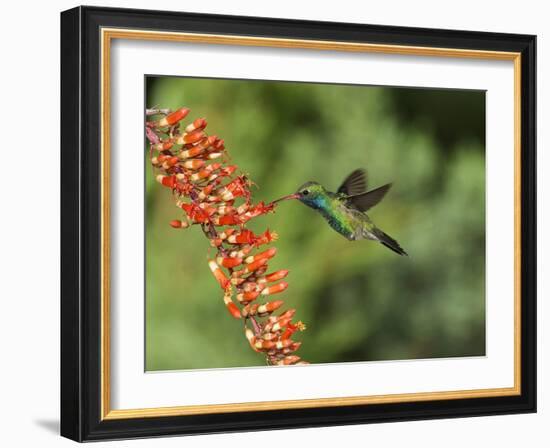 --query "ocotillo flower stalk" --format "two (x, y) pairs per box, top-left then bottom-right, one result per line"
(146, 105), (306, 366)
